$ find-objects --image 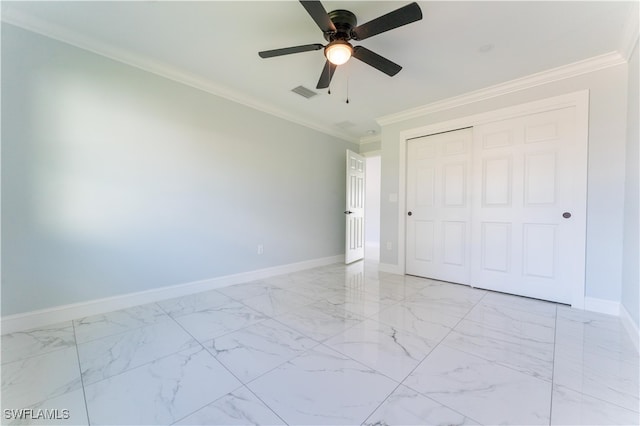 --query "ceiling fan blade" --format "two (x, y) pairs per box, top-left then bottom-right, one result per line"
(352, 46), (402, 76)
(299, 1), (336, 33)
(259, 44), (324, 58)
(316, 60), (337, 89)
(351, 2), (422, 41)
